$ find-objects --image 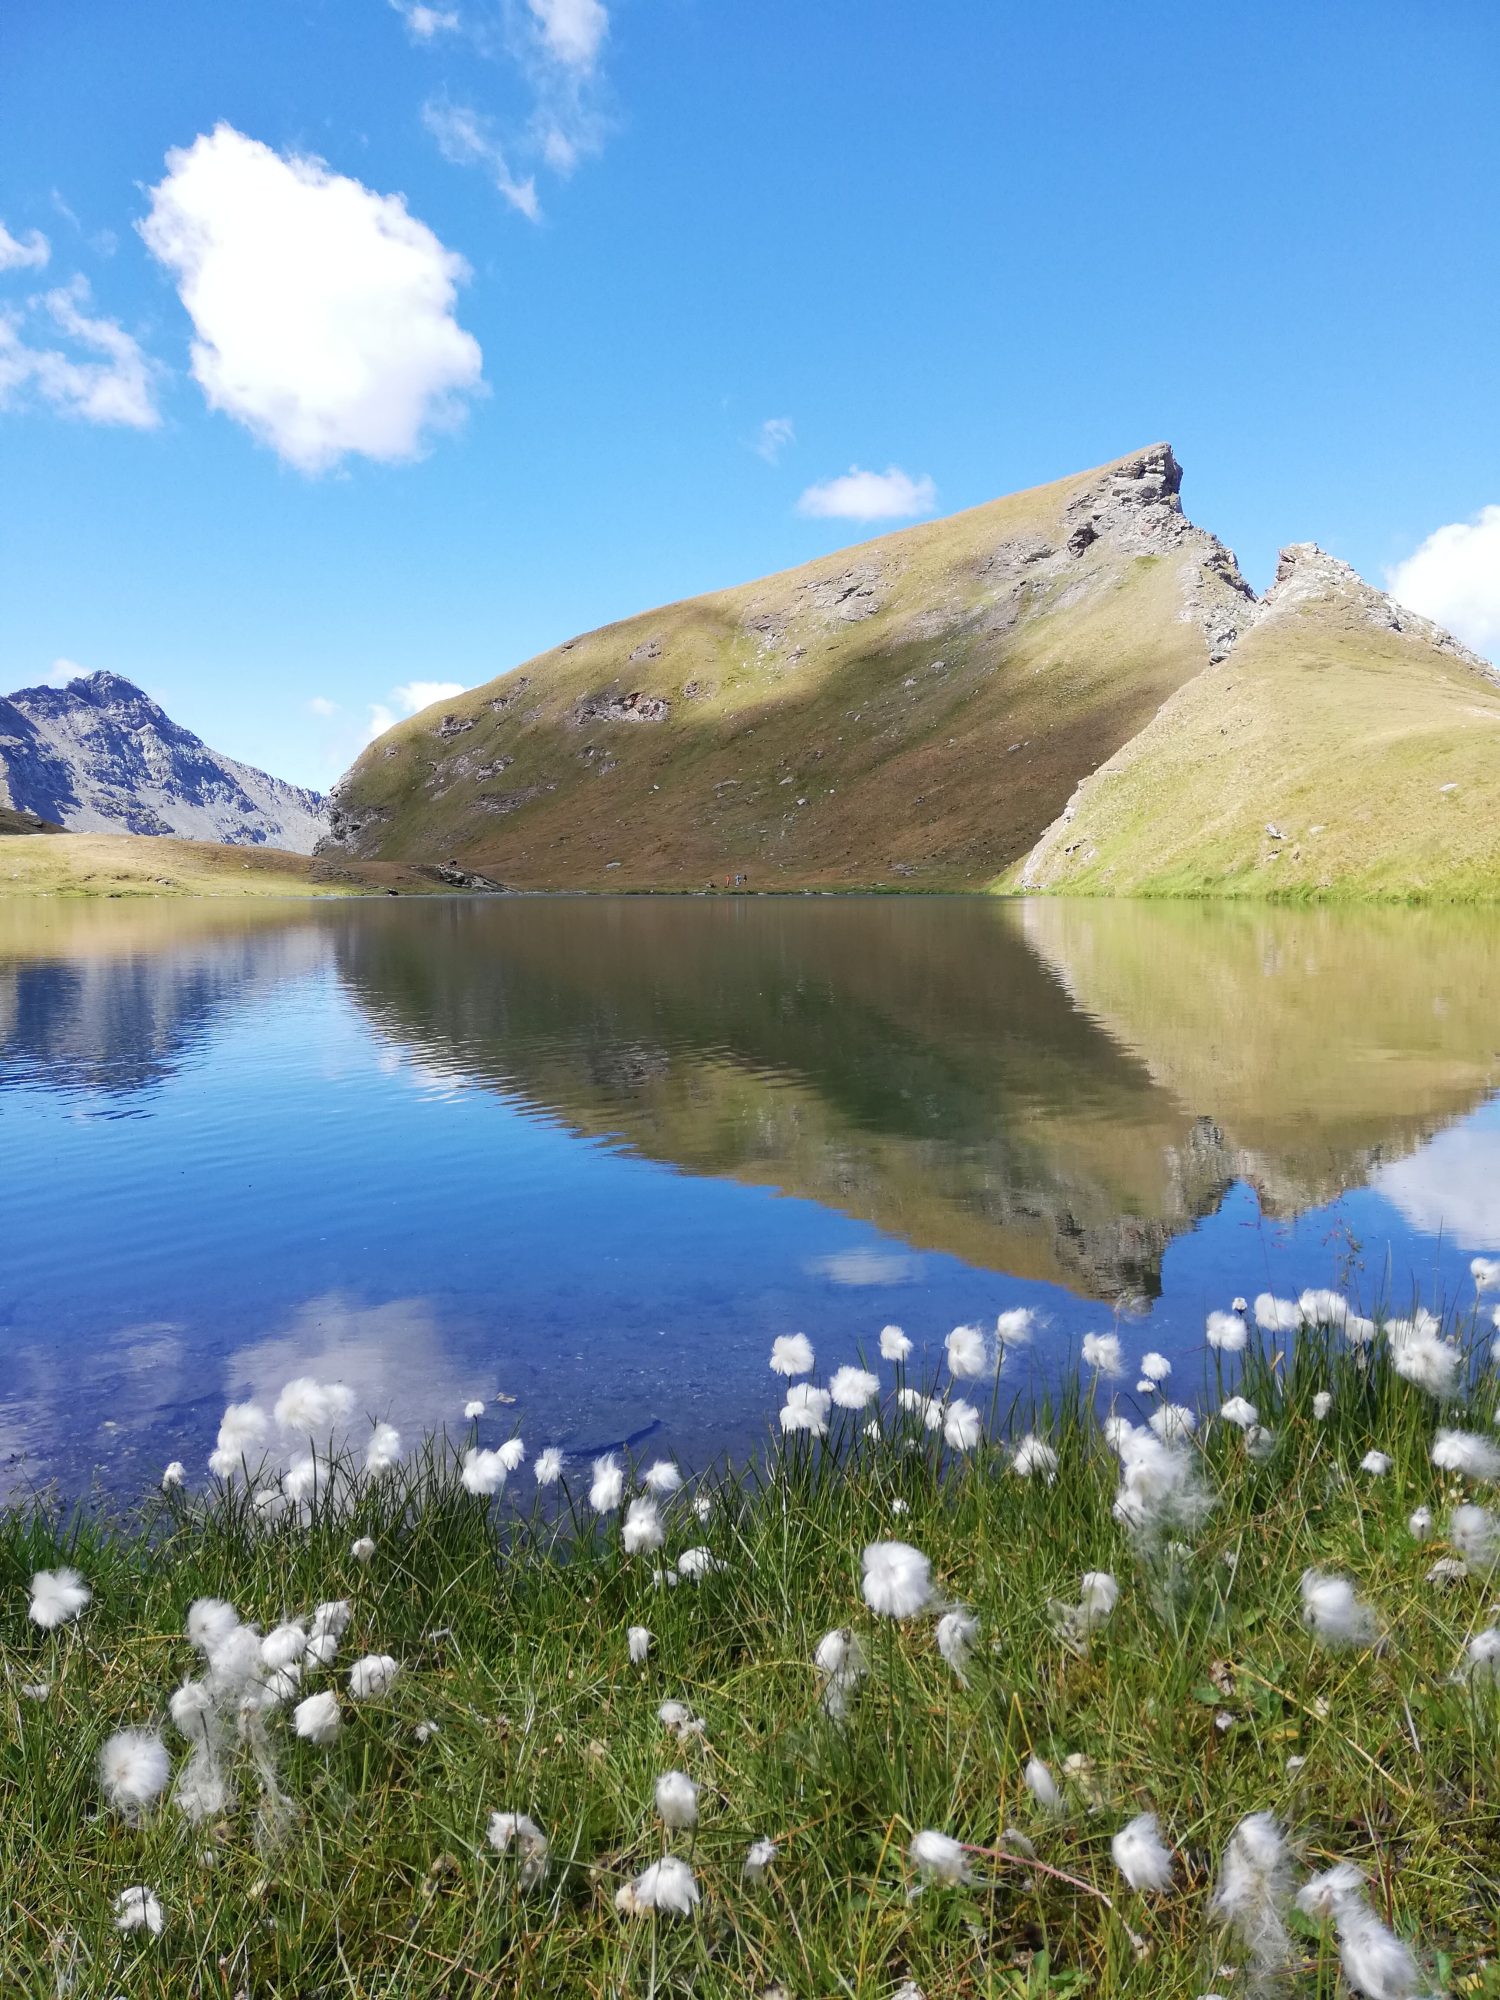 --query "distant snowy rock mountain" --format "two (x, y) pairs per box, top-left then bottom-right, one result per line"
(0, 672), (326, 852)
